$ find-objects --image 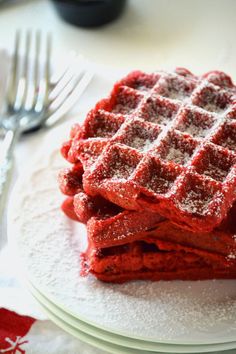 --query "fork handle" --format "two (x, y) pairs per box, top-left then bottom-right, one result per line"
(0, 129), (19, 244)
